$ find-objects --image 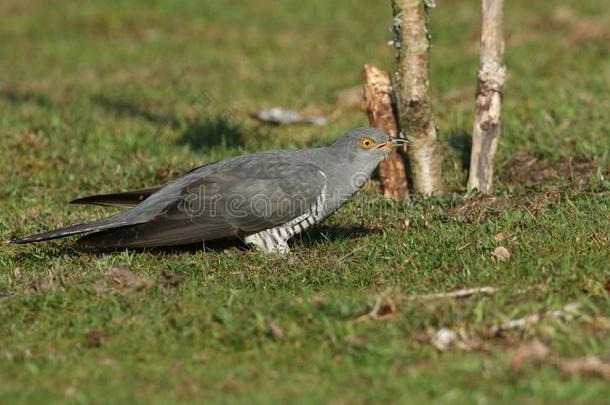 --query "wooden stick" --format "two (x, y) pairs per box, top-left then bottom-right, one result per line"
(405, 286), (498, 301)
(467, 0), (506, 194)
(362, 64), (409, 199)
(391, 0), (443, 196)
(353, 286), (497, 322)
